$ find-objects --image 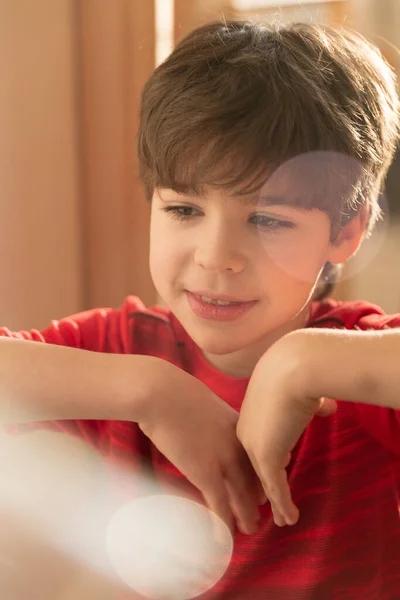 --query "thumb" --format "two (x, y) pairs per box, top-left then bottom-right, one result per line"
(315, 397), (338, 417)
